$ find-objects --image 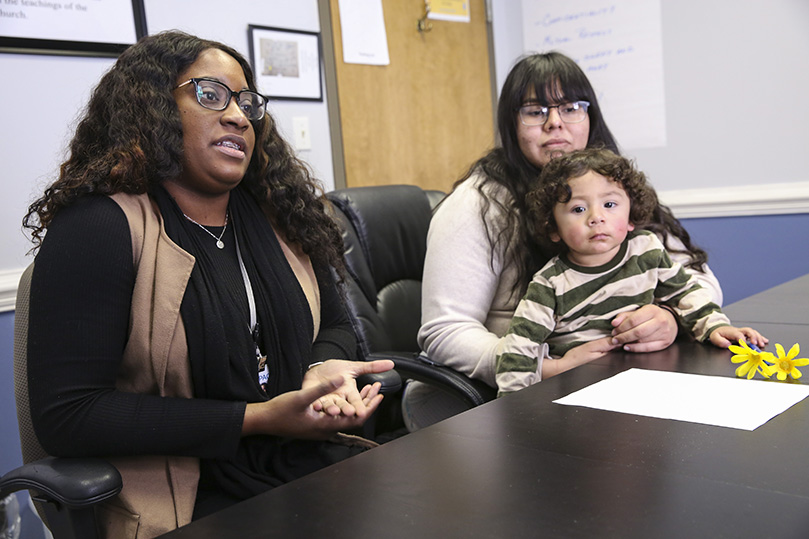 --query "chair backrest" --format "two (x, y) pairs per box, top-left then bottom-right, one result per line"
(13, 263), (52, 527)
(7, 262), (122, 537)
(327, 185), (443, 355)
(14, 264), (47, 466)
